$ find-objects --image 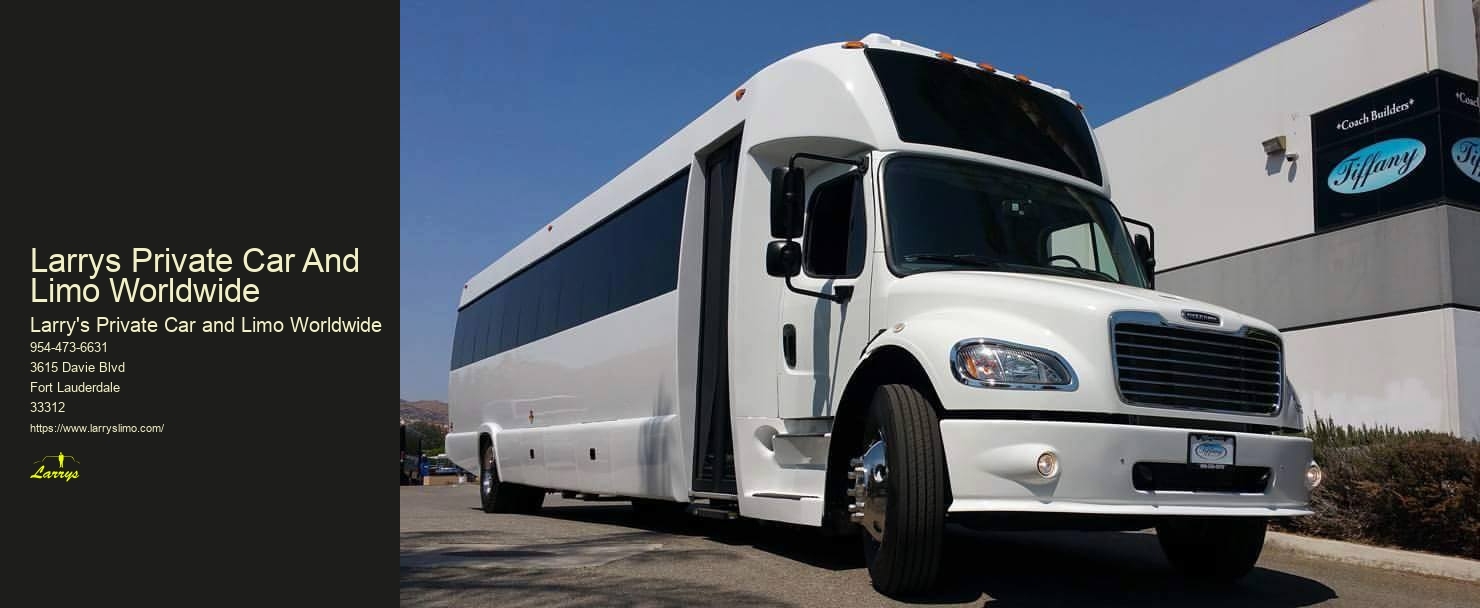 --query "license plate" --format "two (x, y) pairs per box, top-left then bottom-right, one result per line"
(1188, 433), (1235, 469)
